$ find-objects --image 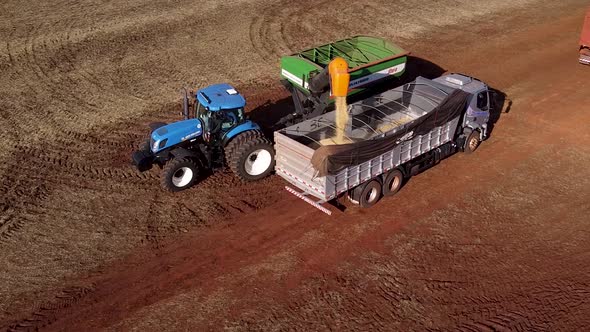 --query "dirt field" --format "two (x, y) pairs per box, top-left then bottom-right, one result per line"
(1, 0), (590, 331)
